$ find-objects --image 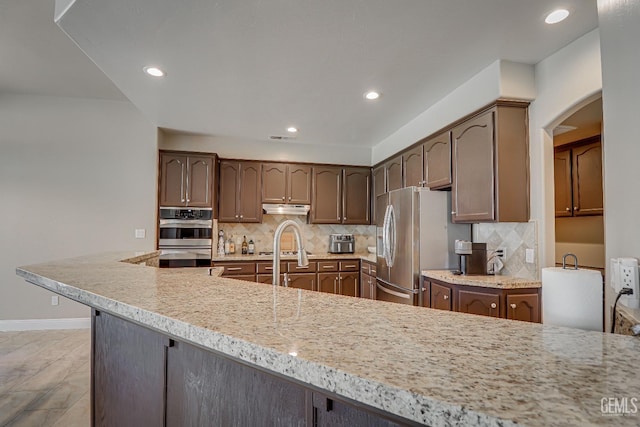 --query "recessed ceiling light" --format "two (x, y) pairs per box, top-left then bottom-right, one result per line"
(143, 66), (165, 77)
(545, 9), (569, 24)
(364, 91), (380, 100)
(287, 127), (298, 133)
